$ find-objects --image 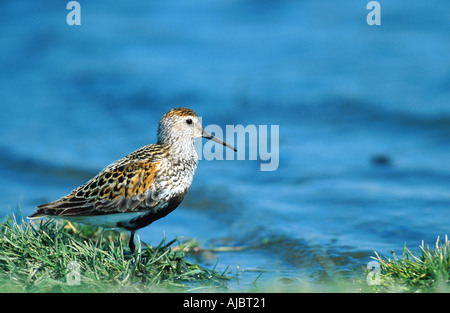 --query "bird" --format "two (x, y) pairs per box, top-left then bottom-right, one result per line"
(28, 107), (237, 252)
